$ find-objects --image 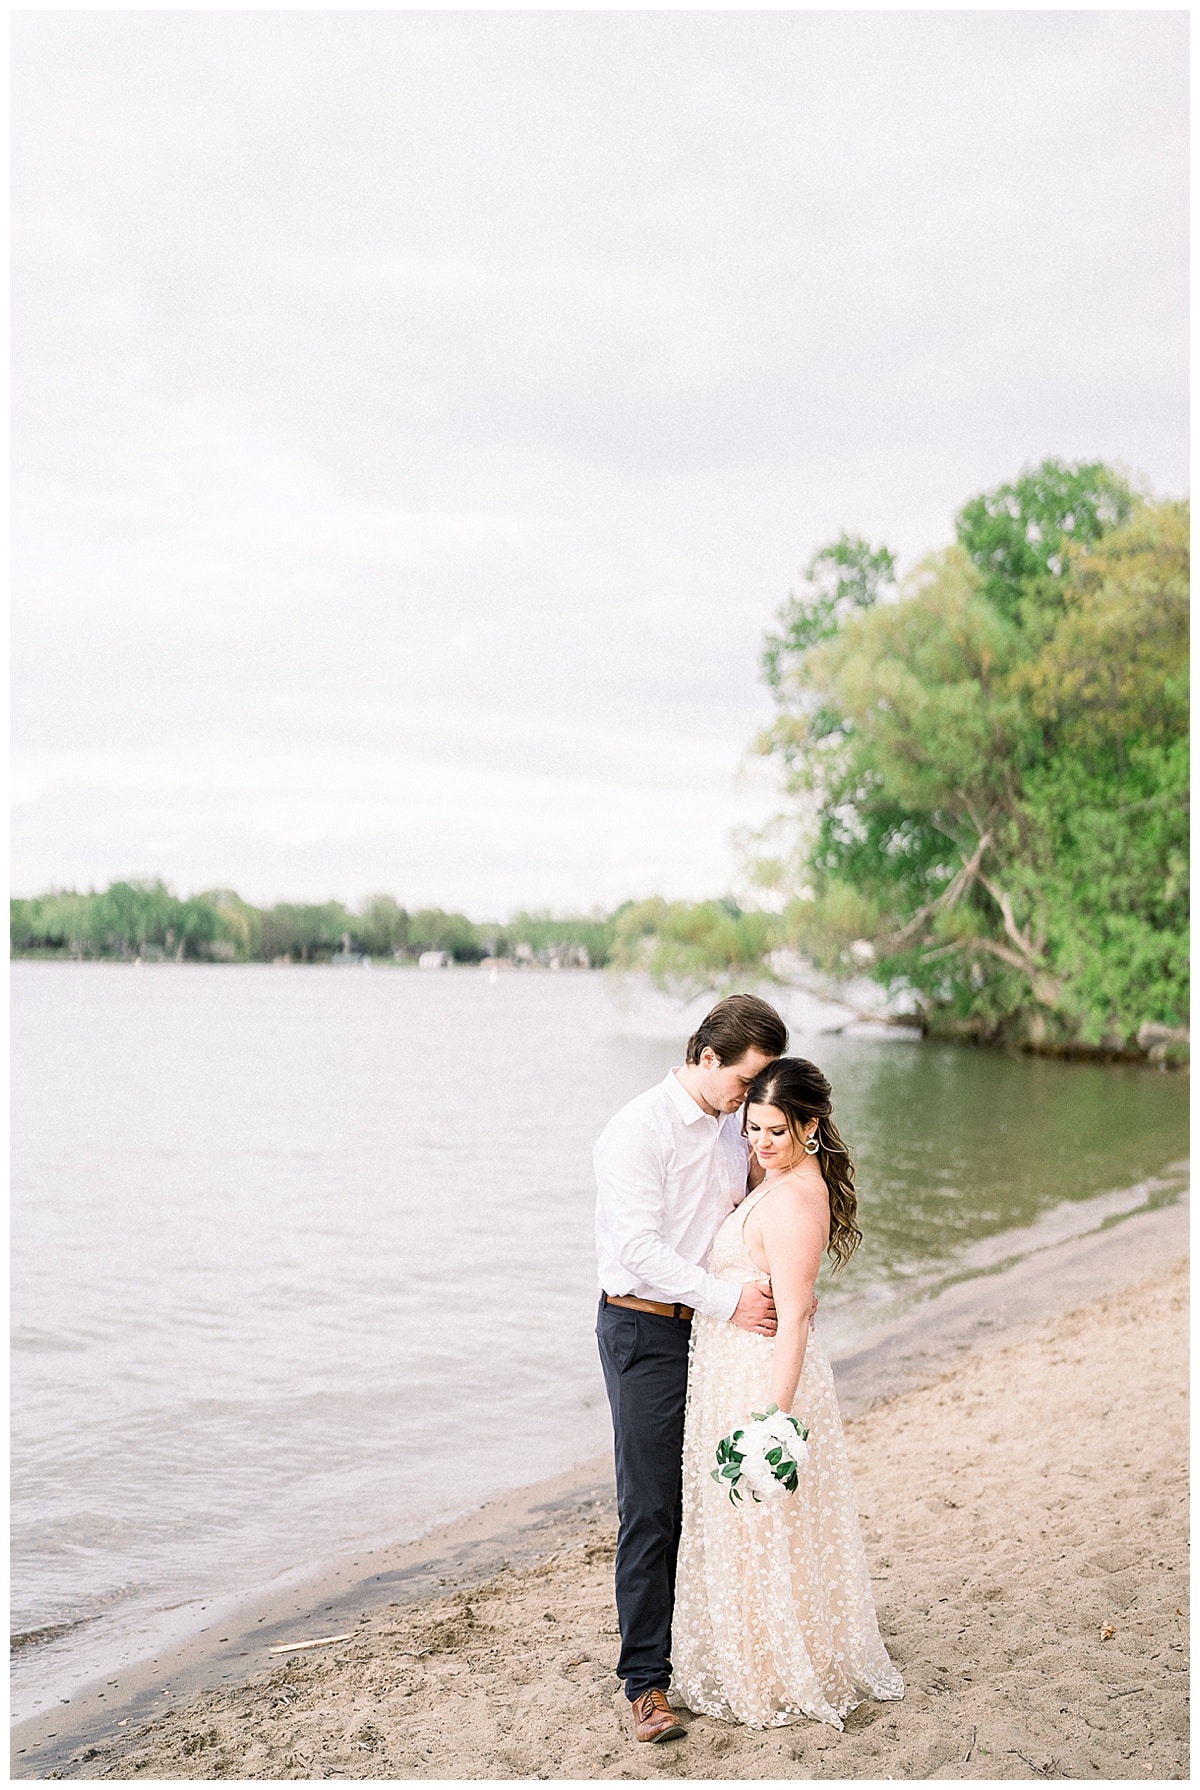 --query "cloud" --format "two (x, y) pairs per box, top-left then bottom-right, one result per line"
(12, 742), (782, 913)
(11, 11), (1188, 911)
